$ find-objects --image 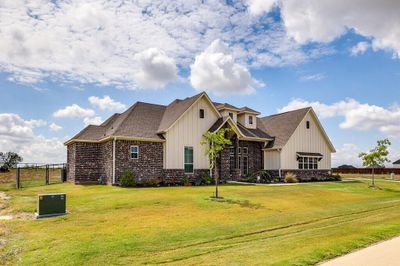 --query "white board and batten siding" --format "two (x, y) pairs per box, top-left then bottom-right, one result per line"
(280, 111), (332, 170)
(164, 96), (219, 169)
(237, 113), (257, 129)
(264, 150), (280, 170)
